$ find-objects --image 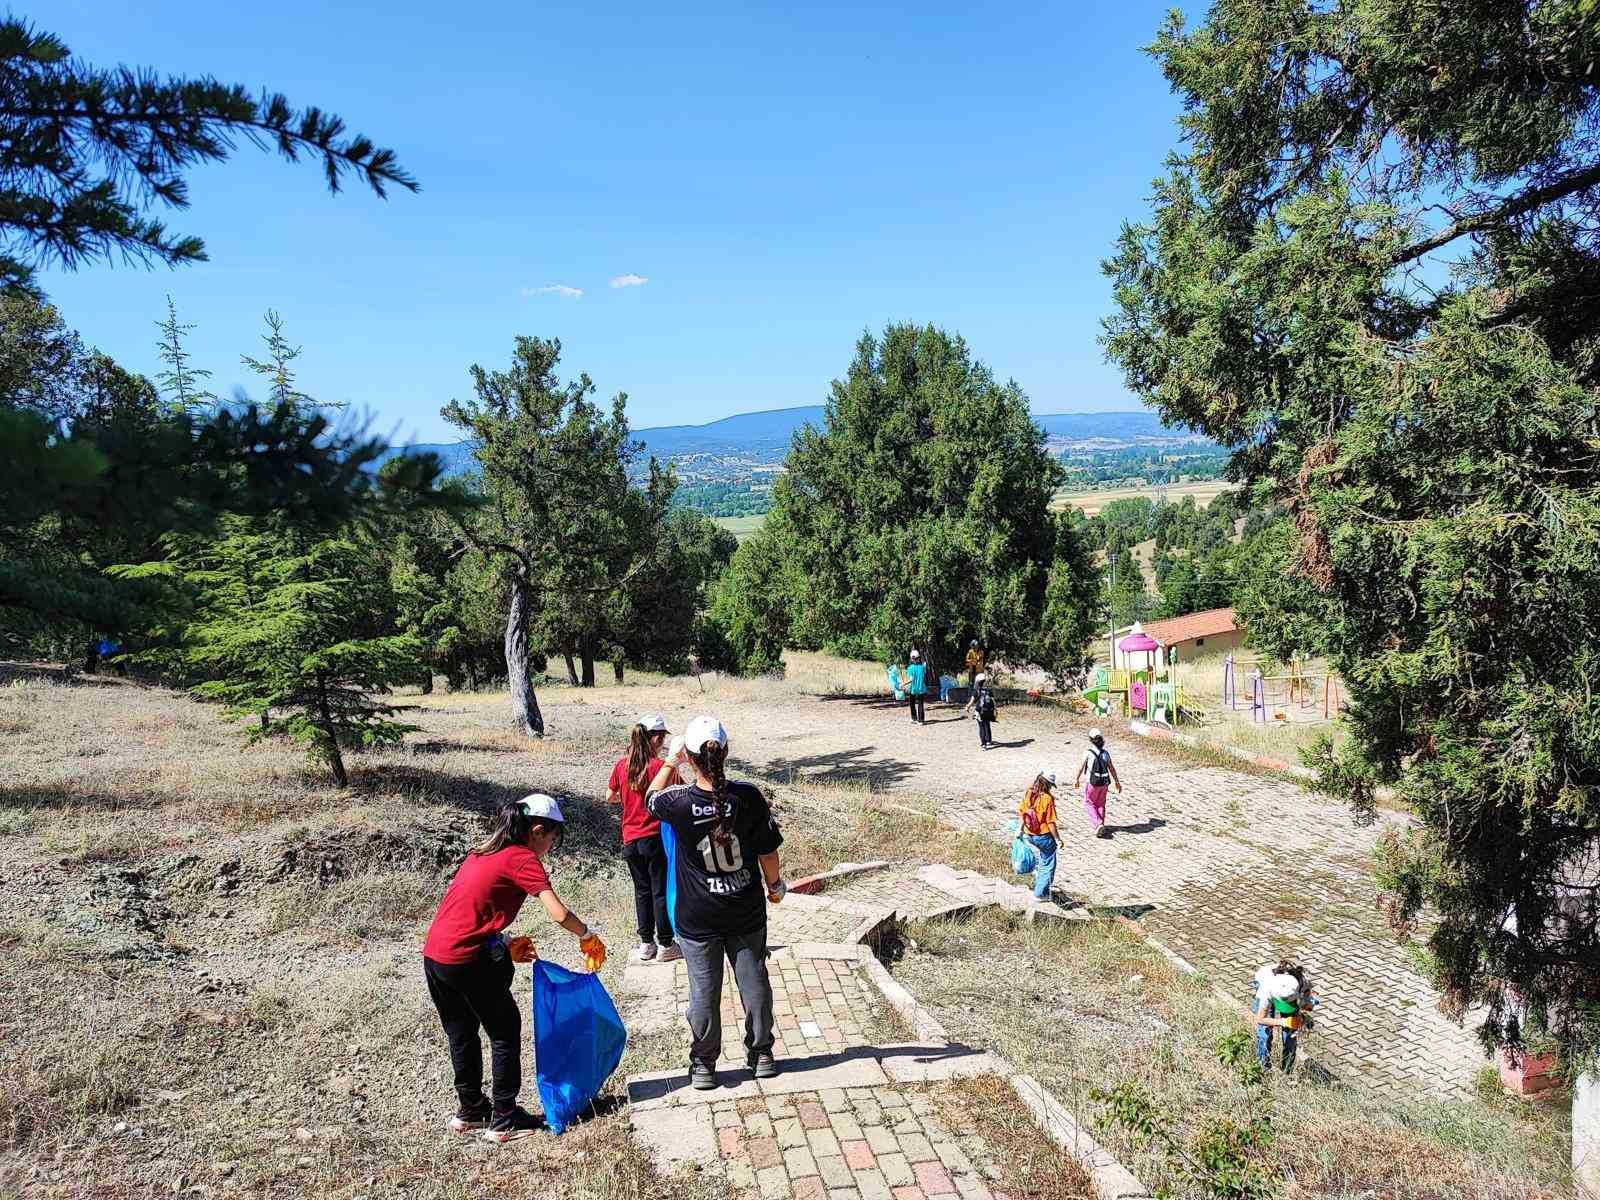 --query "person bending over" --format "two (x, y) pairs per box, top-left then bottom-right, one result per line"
(420, 794), (606, 1142)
